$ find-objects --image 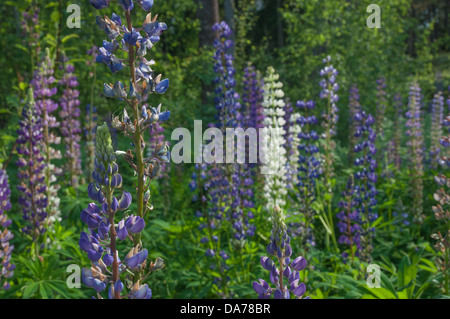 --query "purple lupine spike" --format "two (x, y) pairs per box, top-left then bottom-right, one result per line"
(336, 176), (362, 262)
(253, 206), (308, 299)
(430, 92), (444, 169)
(31, 48), (61, 225)
(318, 56), (339, 209)
(86, 0), (169, 299)
(0, 166), (15, 290)
(346, 110), (377, 263)
(20, 5), (40, 56)
(59, 62), (82, 187)
(287, 100), (320, 248)
(405, 82), (425, 224)
(348, 84), (361, 165)
(16, 89), (48, 244)
(431, 90), (450, 294)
